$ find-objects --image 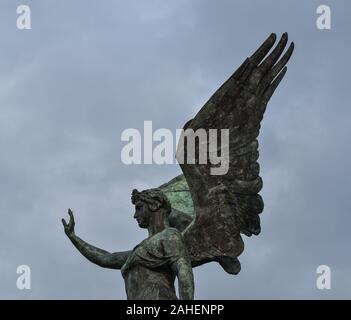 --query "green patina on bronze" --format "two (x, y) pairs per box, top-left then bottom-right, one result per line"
(159, 174), (194, 216)
(62, 33), (294, 300)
